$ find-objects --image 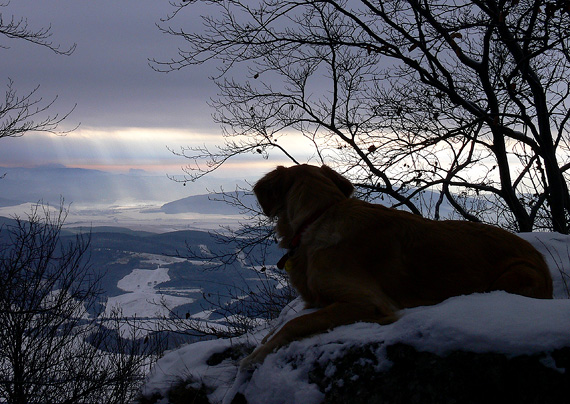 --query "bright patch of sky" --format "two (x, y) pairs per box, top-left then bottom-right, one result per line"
(0, 0), (297, 184)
